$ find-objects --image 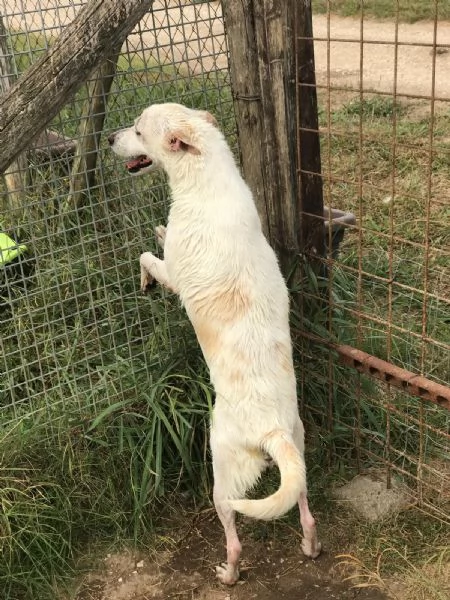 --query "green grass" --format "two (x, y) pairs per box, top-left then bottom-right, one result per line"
(317, 94), (450, 379)
(312, 0), (450, 23)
